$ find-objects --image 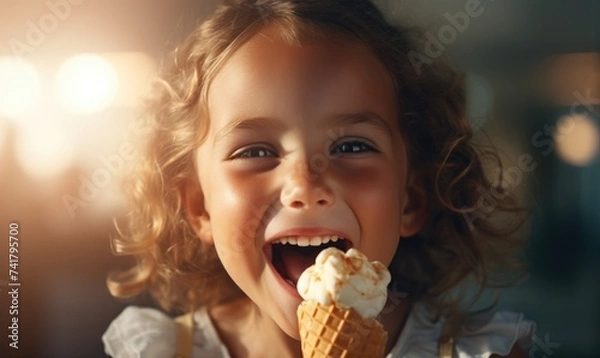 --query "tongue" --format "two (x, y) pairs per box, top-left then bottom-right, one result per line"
(279, 247), (321, 285)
